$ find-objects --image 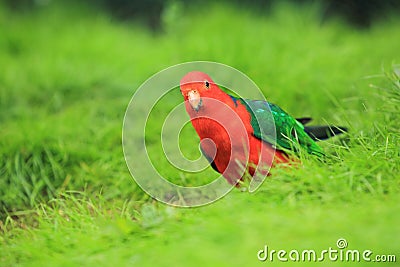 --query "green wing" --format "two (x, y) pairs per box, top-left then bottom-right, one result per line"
(236, 97), (324, 156)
